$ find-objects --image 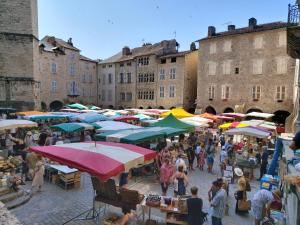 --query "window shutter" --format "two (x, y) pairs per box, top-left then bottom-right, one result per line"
(221, 86), (225, 99)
